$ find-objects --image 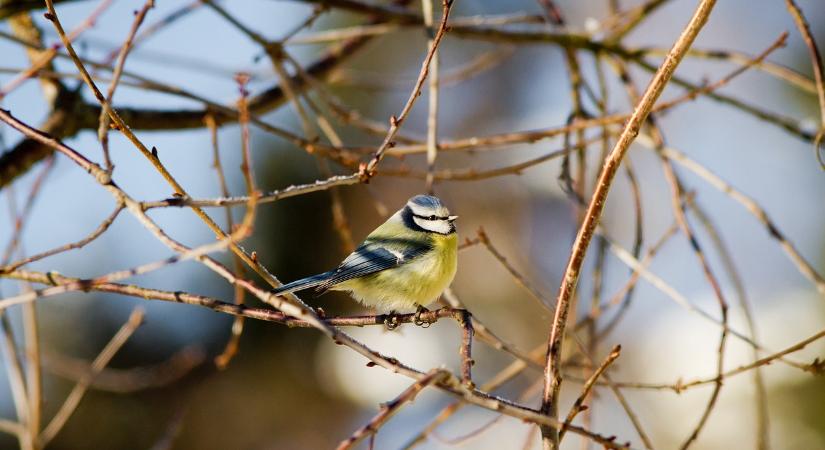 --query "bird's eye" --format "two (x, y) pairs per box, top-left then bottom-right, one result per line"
(428, 215), (437, 220)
